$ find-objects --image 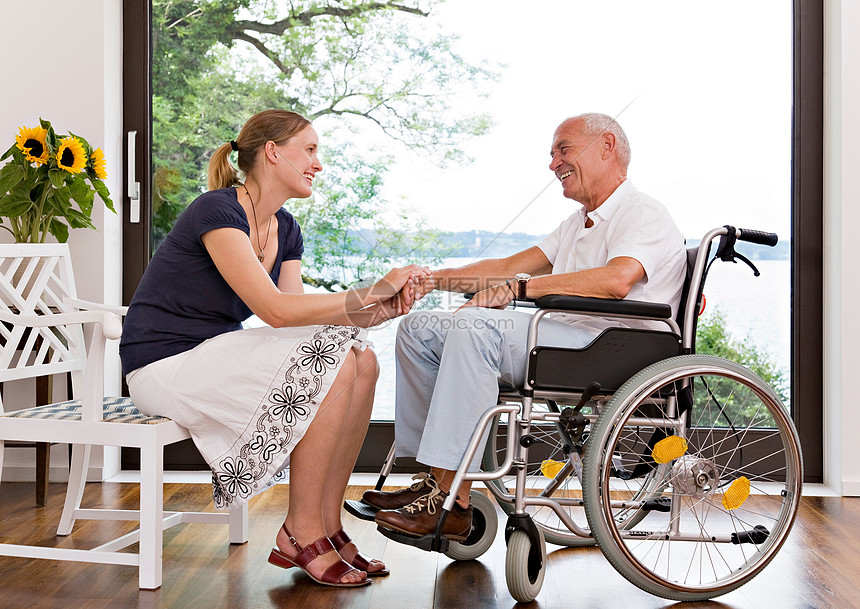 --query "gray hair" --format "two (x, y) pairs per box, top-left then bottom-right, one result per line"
(577, 112), (631, 169)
